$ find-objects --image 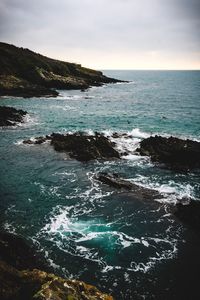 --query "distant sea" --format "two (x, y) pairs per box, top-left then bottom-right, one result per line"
(0, 70), (200, 299)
